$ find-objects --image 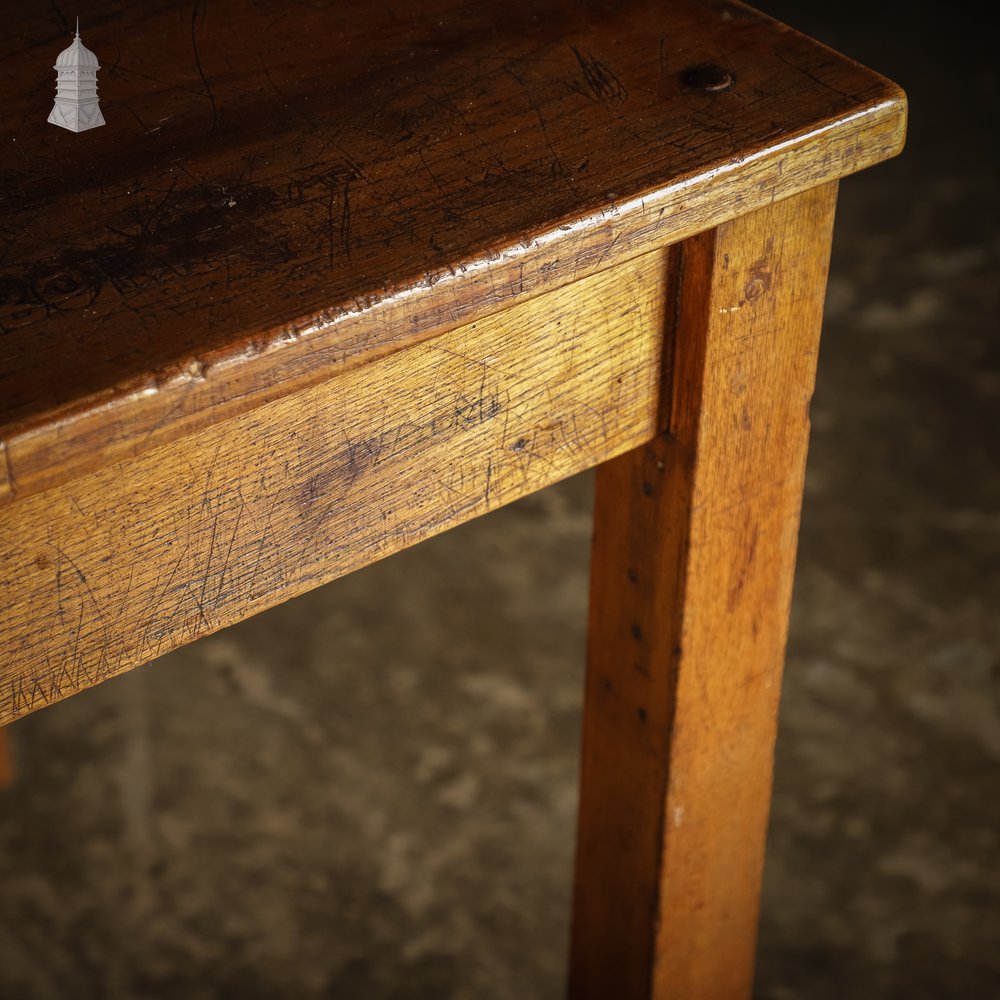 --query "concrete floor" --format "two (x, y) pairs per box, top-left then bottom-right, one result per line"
(1, 4), (996, 998)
